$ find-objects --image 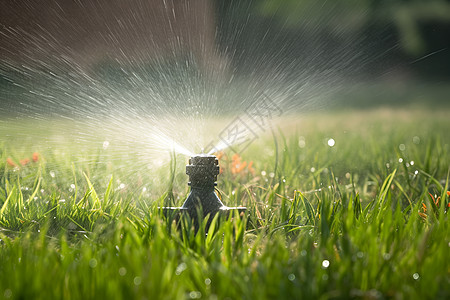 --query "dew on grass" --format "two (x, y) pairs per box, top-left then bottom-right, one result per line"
(133, 277), (142, 285)
(70, 184), (76, 189)
(298, 137), (306, 148)
(119, 267), (127, 276)
(310, 167), (316, 172)
(89, 258), (97, 268)
(398, 158), (403, 163)
(4, 289), (12, 299)
(301, 250), (307, 256)
(50, 171), (56, 178)
(261, 171), (267, 176)
(413, 136), (421, 144)
(288, 274), (296, 281)
(413, 273), (420, 280)
(205, 278), (211, 285)
(383, 253), (391, 260)
(189, 291), (202, 299)
(410, 161), (414, 166)
(327, 138), (335, 147)
(322, 260), (330, 269)
(119, 183), (126, 189)
(176, 262), (187, 275)
(269, 172), (275, 178)
(399, 144), (406, 151)
(103, 141), (110, 149)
